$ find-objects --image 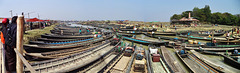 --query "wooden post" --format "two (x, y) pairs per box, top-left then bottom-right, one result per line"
(16, 15), (24, 73)
(1, 42), (6, 73)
